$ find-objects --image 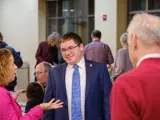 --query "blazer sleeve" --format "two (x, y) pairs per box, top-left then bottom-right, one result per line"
(22, 106), (44, 120)
(0, 92), (43, 120)
(43, 69), (55, 120)
(25, 100), (39, 113)
(102, 65), (112, 120)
